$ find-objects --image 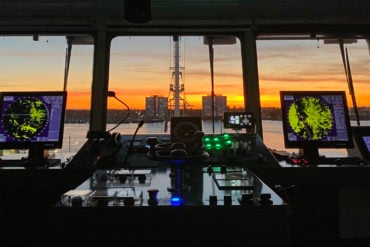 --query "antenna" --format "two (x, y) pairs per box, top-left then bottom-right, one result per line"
(168, 36), (192, 118)
(203, 36), (237, 134)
